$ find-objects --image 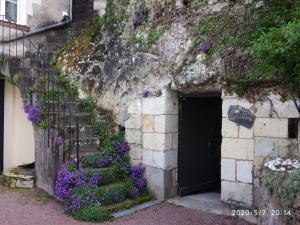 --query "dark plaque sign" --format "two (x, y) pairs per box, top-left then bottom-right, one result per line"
(228, 105), (255, 129)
